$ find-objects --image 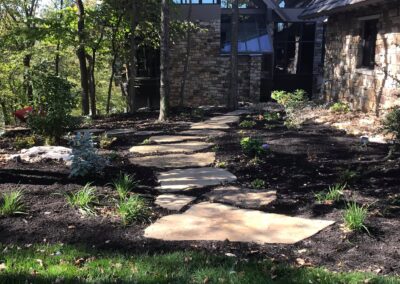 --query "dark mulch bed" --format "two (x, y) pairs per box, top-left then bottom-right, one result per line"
(1, 110), (400, 276)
